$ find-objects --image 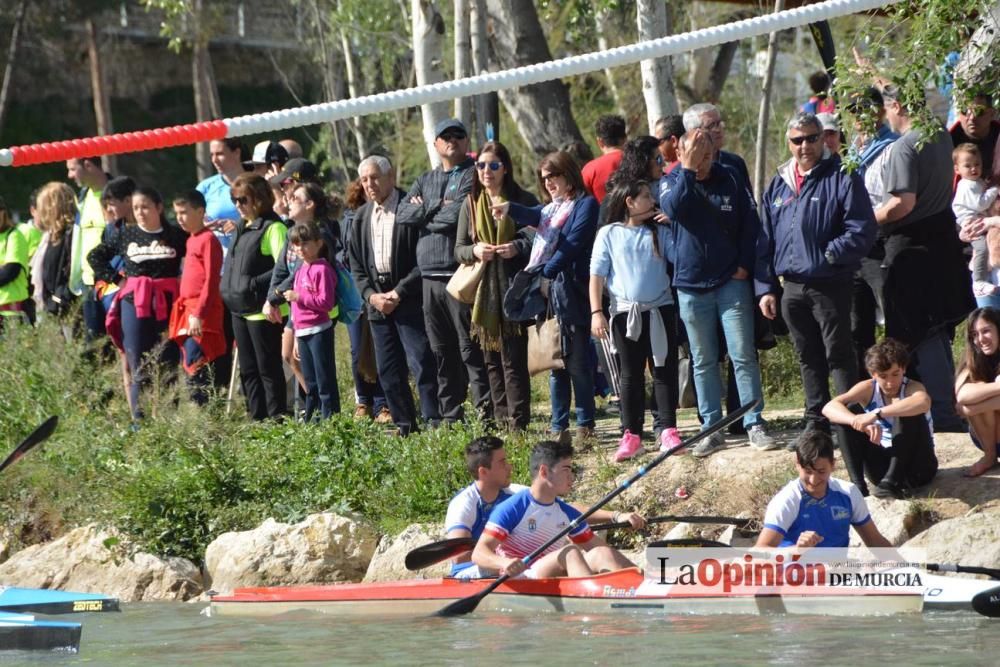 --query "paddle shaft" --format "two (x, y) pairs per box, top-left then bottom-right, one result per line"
(926, 562), (1000, 580)
(435, 399), (761, 617)
(592, 514), (752, 532)
(0, 416), (58, 474)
